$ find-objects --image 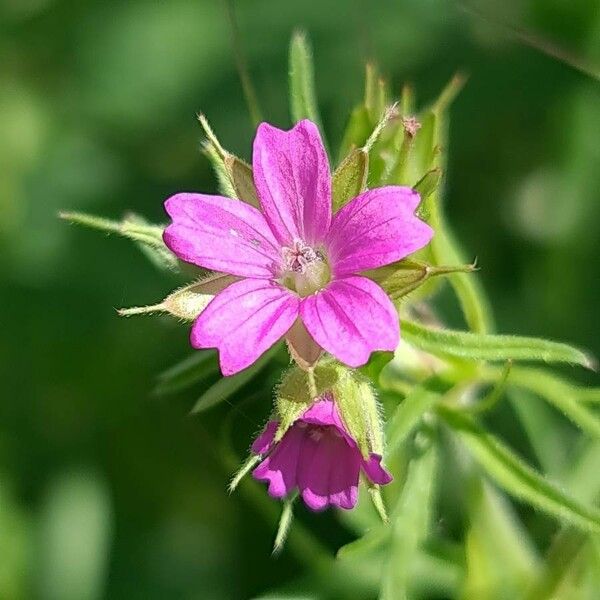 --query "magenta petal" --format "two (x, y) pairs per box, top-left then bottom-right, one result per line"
(296, 429), (332, 511)
(329, 441), (361, 510)
(251, 420), (279, 455)
(252, 425), (305, 498)
(300, 276), (399, 367)
(252, 120), (331, 246)
(326, 186), (434, 276)
(163, 193), (281, 278)
(191, 279), (299, 375)
(362, 454), (393, 485)
(301, 397), (356, 447)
